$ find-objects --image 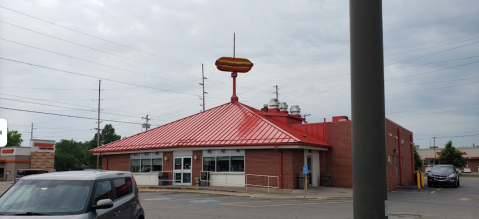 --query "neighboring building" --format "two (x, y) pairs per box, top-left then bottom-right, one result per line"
(417, 147), (479, 172)
(0, 139), (55, 181)
(90, 99), (415, 191)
